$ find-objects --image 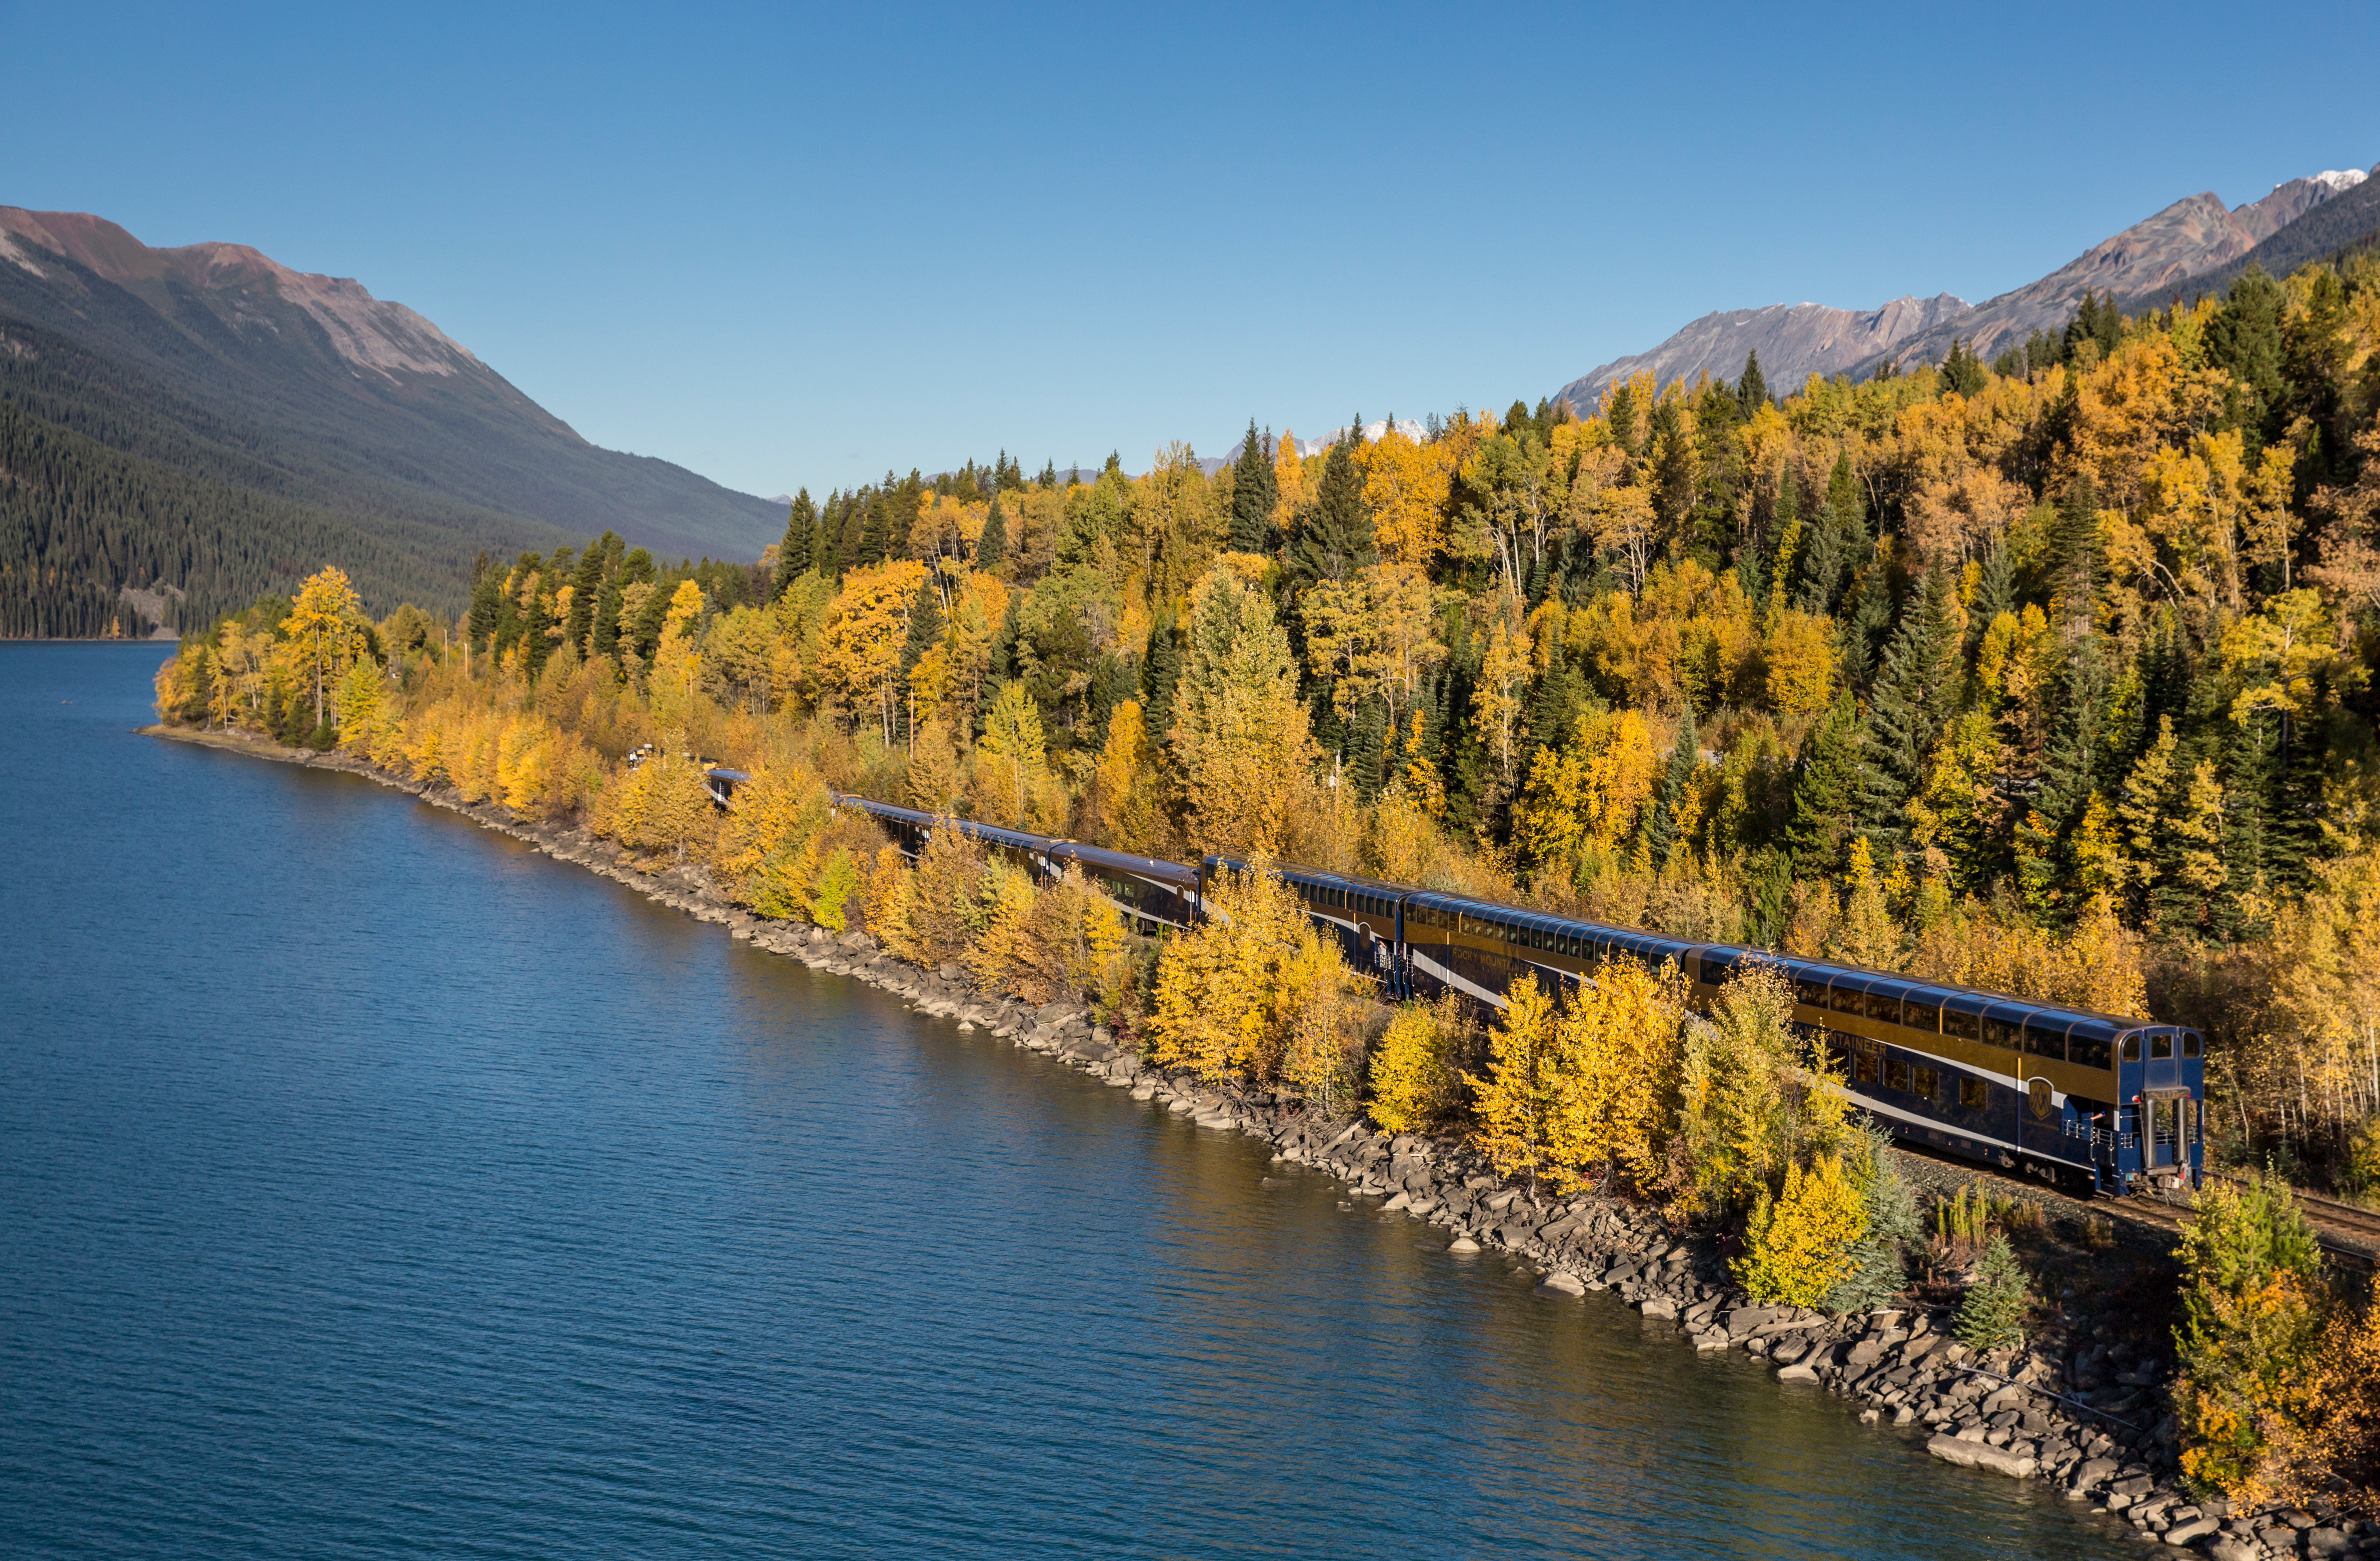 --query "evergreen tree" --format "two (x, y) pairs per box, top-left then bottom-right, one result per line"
(1644, 703), (1699, 868)
(564, 540), (608, 656)
(1969, 531), (2014, 642)
(986, 590), (1024, 699)
(2207, 266), (2289, 454)
(1140, 610), (1183, 742)
(976, 492), (1008, 574)
(896, 577), (945, 742)
(1955, 1233), (2030, 1351)
(1285, 422), (1375, 589)
(832, 489), (867, 574)
(774, 491), (816, 597)
(2047, 473), (2103, 635)
(1229, 418), (1278, 554)
(1854, 569), (1962, 849)
(1736, 350), (1769, 417)
(1940, 337), (1988, 398)
(859, 481), (896, 566)
(466, 555), (500, 648)
(1785, 689), (1861, 874)
(1794, 452), (1867, 615)
(1348, 698), (1387, 806)
(1840, 545), (1895, 685)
